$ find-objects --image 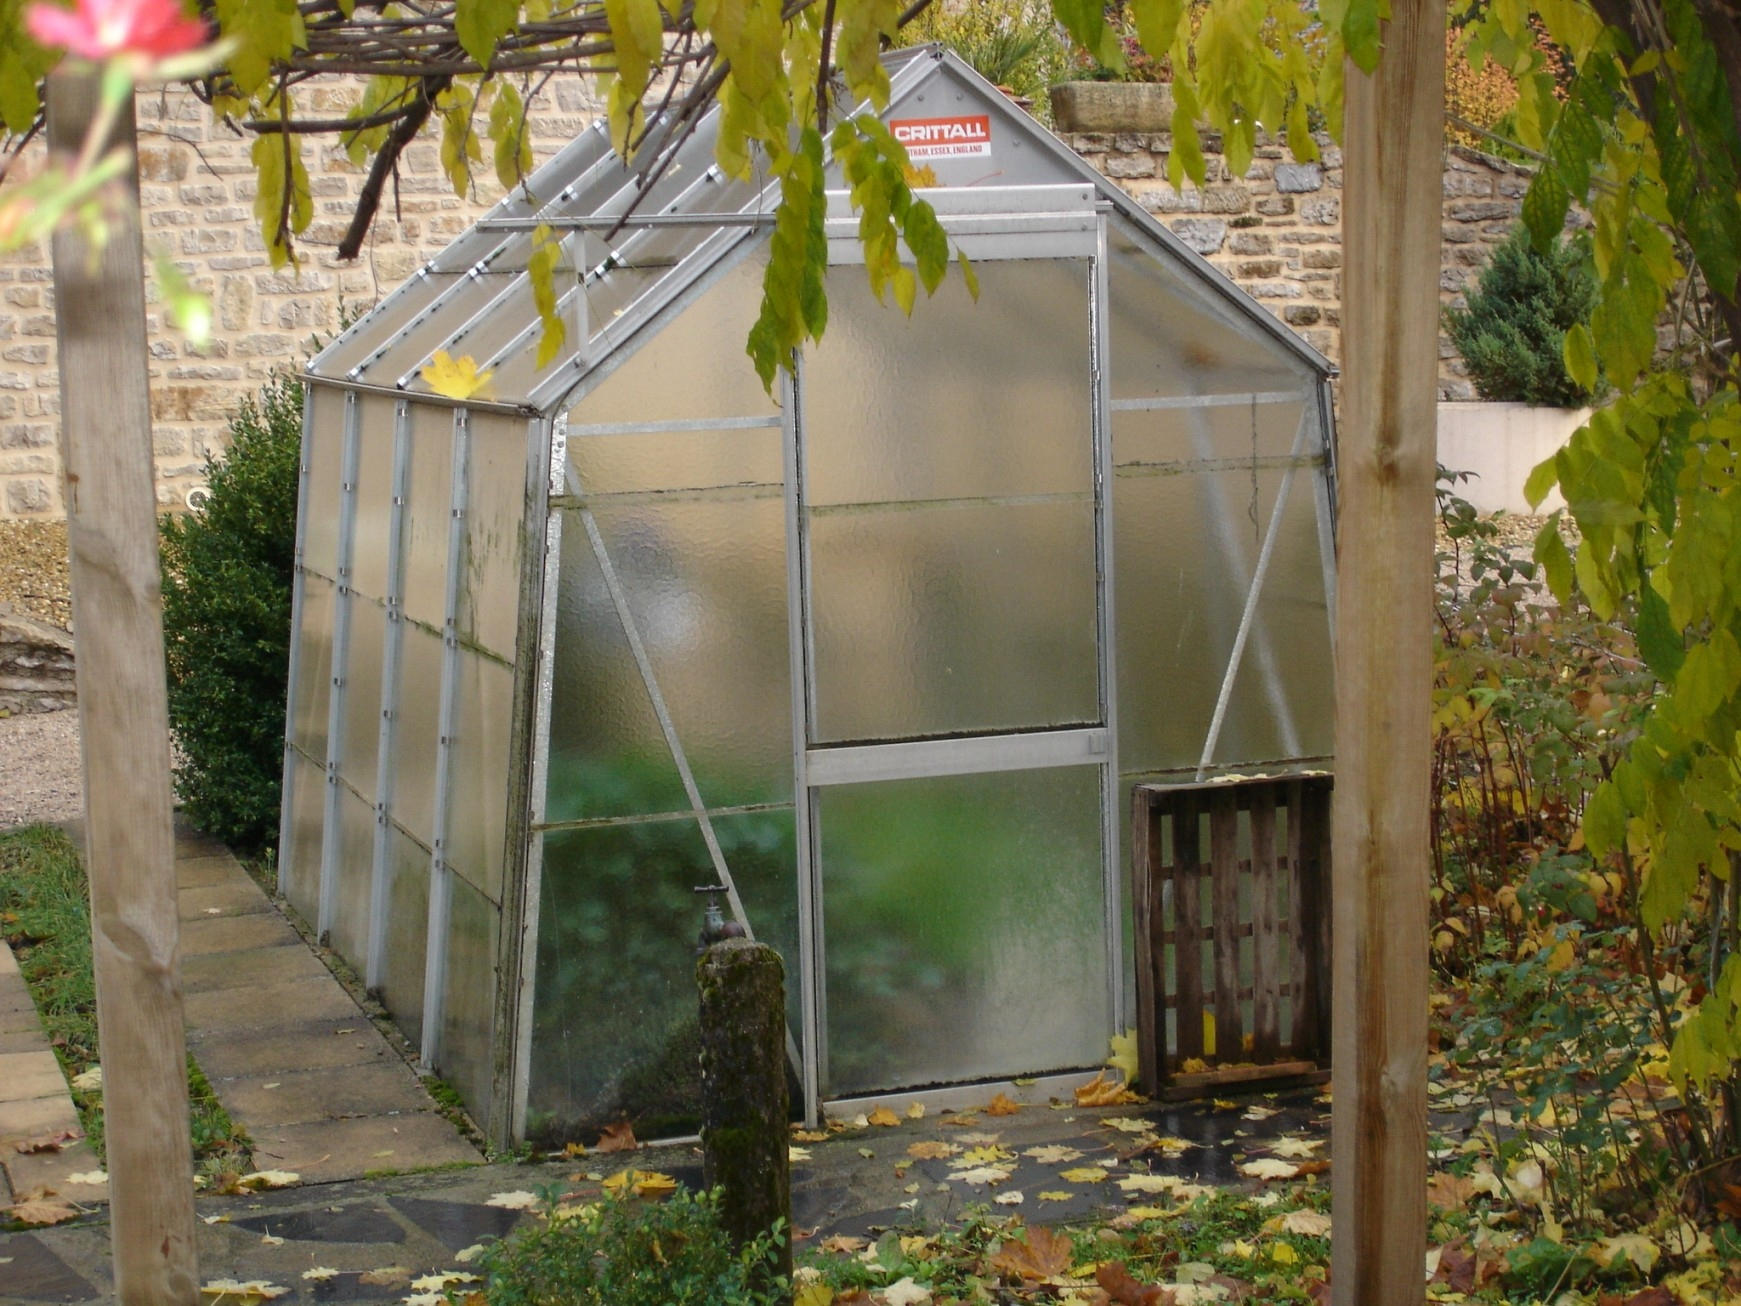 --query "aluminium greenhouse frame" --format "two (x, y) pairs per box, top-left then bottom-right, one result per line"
(283, 45), (1340, 1146)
